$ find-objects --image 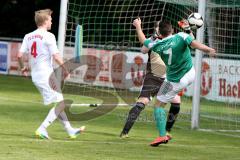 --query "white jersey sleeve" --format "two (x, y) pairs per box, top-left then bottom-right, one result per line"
(19, 35), (29, 54)
(46, 33), (59, 55)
